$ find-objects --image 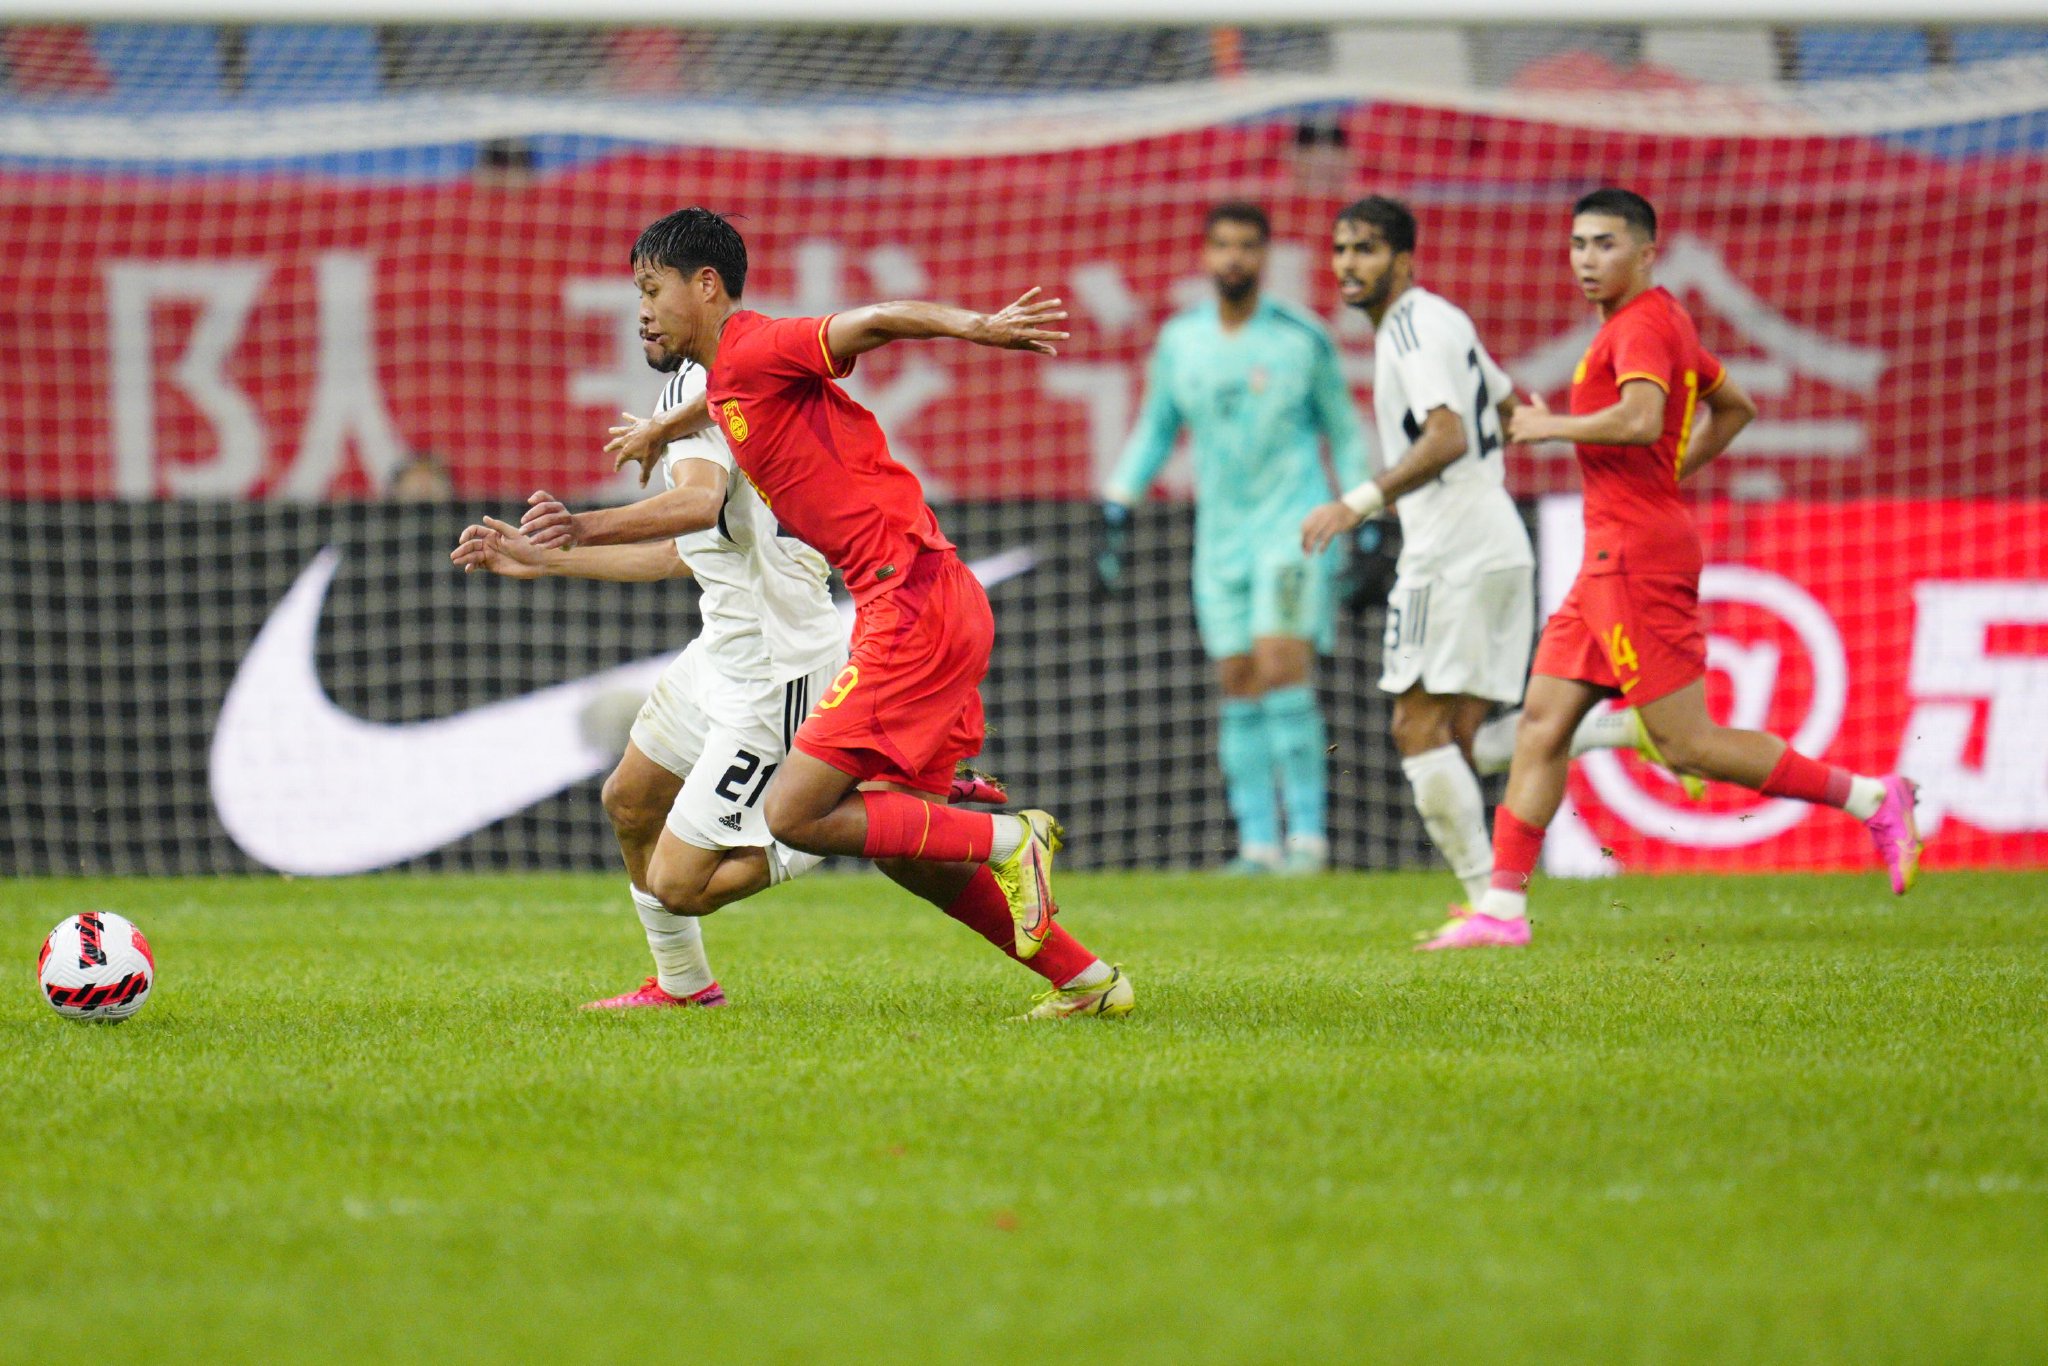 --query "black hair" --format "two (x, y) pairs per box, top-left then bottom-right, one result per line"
(631, 207), (748, 299)
(1334, 195), (1417, 255)
(1204, 201), (1270, 242)
(1572, 188), (1657, 240)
